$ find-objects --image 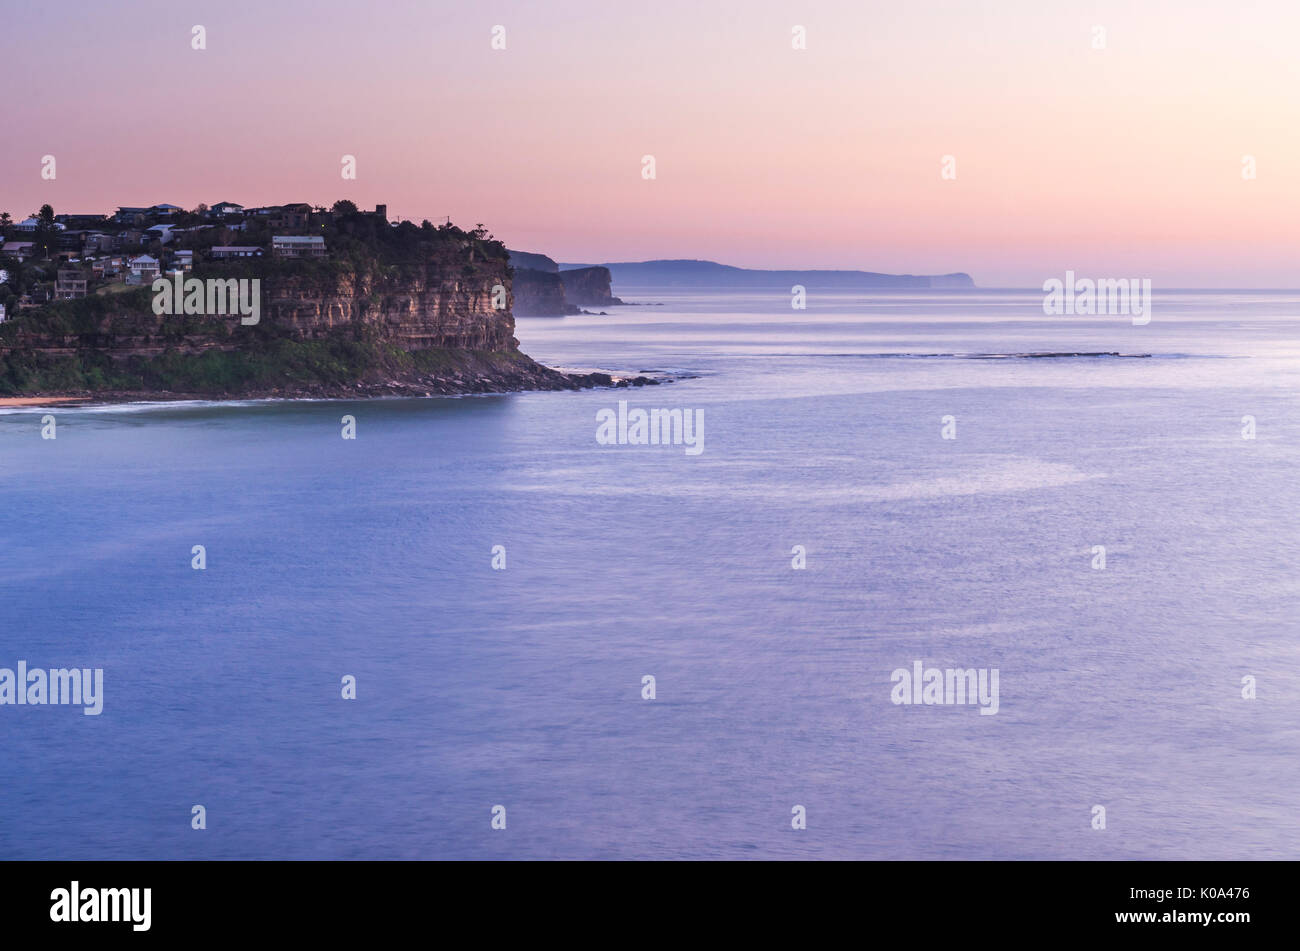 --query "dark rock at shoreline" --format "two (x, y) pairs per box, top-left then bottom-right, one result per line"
(7, 347), (662, 403)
